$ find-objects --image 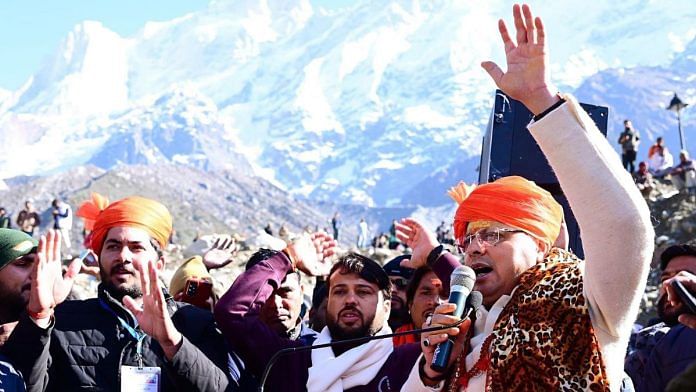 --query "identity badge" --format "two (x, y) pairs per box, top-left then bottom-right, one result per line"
(121, 366), (161, 392)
